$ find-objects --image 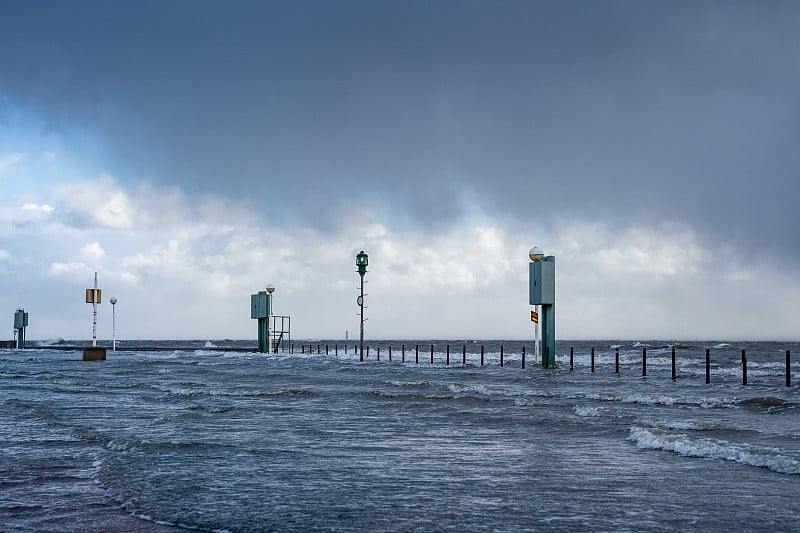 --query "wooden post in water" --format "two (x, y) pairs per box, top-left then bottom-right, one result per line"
(742, 349), (747, 386)
(705, 348), (710, 384)
(481, 345), (484, 366)
(377, 346), (380, 361)
(335, 344), (338, 355)
(430, 344), (434, 365)
(462, 345), (466, 366)
(326, 344), (329, 355)
(591, 347), (595, 373)
(615, 347), (619, 374)
(522, 346), (526, 369)
(787, 350), (791, 387)
(500, 345), (504, 367)
(642, 347), (647, 377)
(446, 345), (450, 366)
(671, 347), (676, 381)
(570, 346), (573, 371)
(389, 346), (392, 362)
(402, 344), (405, 363)
(415, 345), (419, 364)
